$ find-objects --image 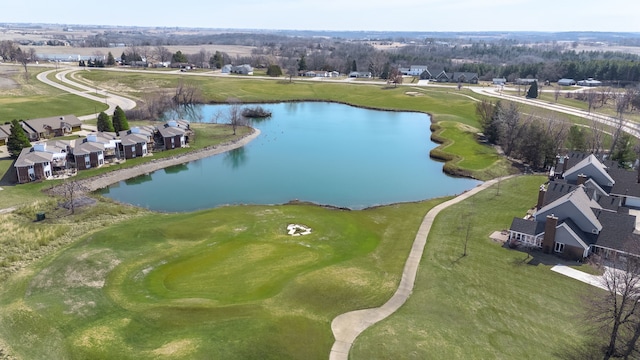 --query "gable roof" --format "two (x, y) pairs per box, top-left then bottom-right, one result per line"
(22, 115), (82, 132)
(120, 133), (148, 146)
(563, 154), (615, 187)
(609, 167), (640, 198)
(14, 141), (69, 167)
(594, 210), (639, 252)
(158, 126), (185, 138)
(73, 141), (104, 156)
(535, 185), (603, 233)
